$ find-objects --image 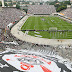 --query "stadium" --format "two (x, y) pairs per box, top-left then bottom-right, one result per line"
(21, 16), (72, 39)
(0, 0), (72, 72)
(20, 5), (72, 39)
